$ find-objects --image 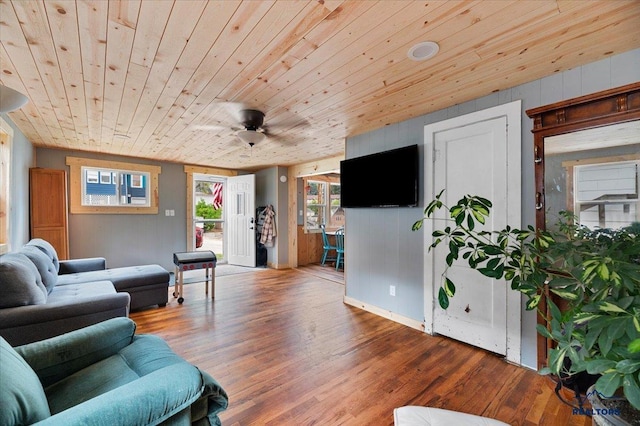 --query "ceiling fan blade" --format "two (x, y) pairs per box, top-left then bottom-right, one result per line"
(263, 129), (299, 145)
(192, 124), (227, 131)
